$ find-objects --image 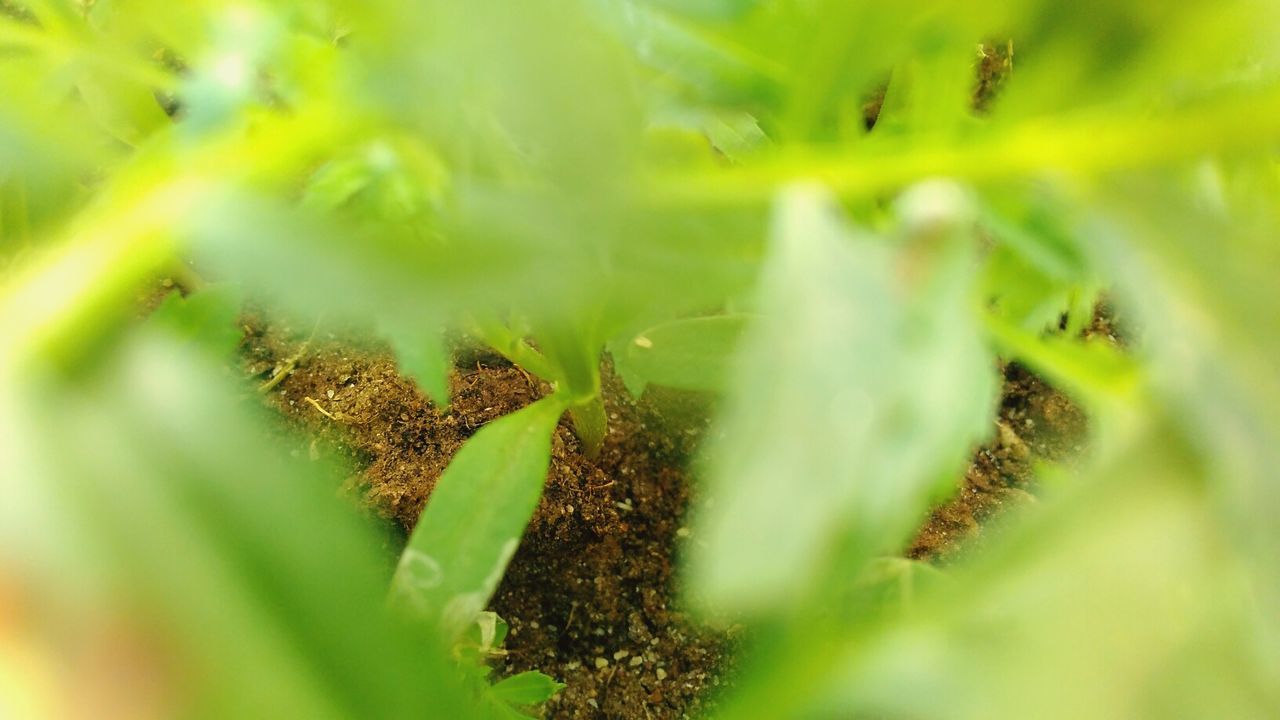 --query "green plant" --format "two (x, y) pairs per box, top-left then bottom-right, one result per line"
(3, 0), (1279, 718)
(461, 612), (566, 719)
